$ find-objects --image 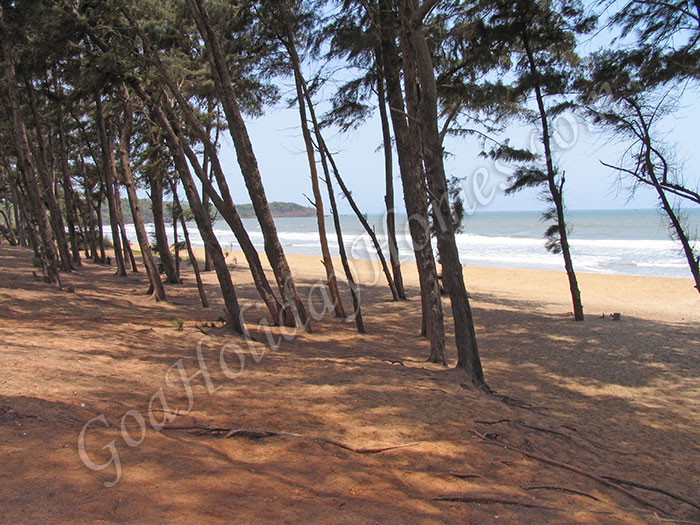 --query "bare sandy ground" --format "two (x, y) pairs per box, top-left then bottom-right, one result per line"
(1, 244), (699, 523)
